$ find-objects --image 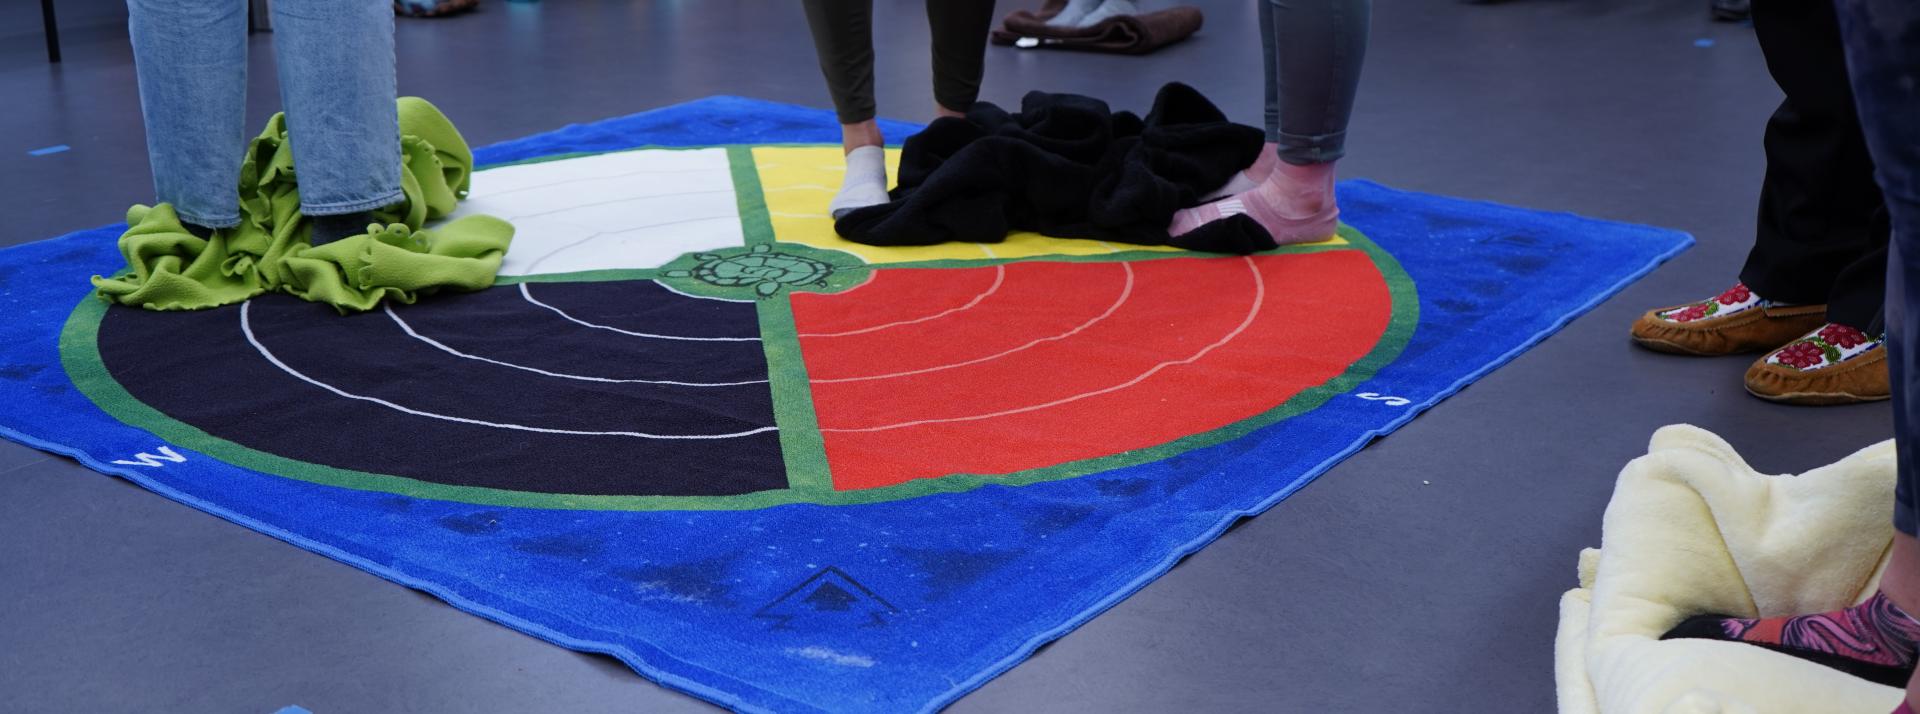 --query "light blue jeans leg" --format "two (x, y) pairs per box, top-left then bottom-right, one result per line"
(127, 0), (249, 228)
(270, 0), (402, 215)
(1261, 0), (1371, 166)
(1832, 0), (1920, 538)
